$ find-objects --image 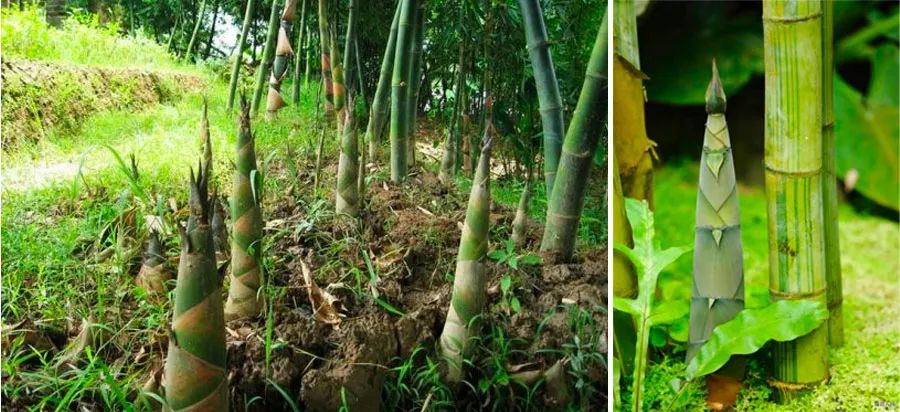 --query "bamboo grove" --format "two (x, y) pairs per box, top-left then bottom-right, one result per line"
(116, 0), (610, 408)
